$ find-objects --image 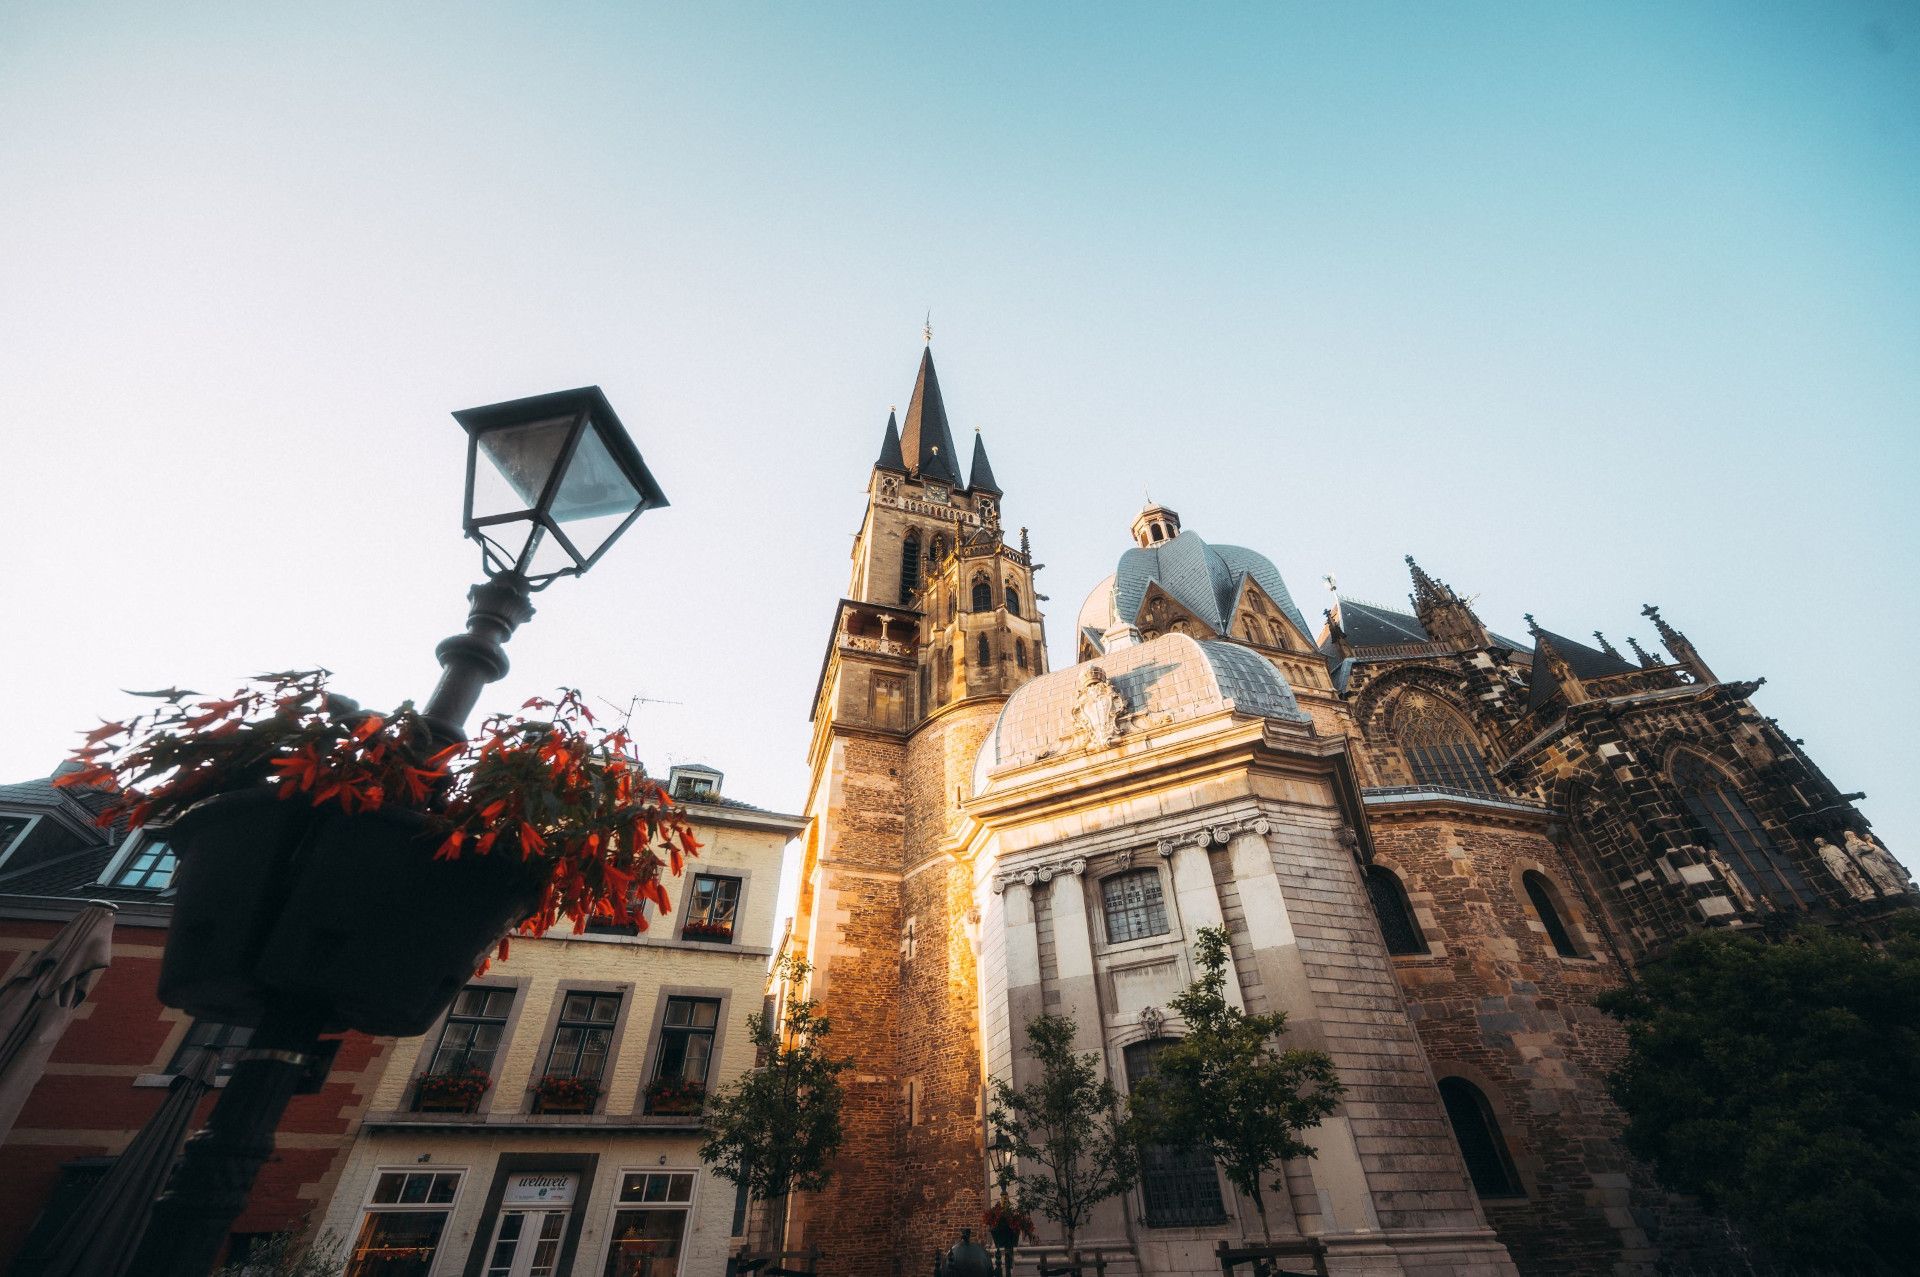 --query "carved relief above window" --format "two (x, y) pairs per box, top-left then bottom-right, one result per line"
(1393, 692), (1500, 796)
